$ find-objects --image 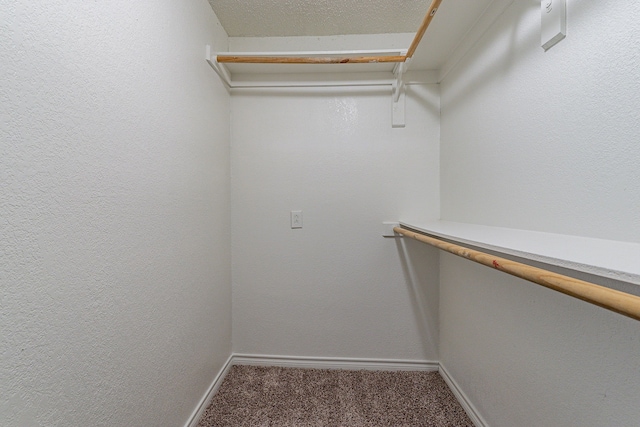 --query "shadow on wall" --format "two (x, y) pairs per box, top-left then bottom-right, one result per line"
(231, 84), (439, 118)
(443, 0), (604, 110)
(395, 237), (440, 358)
(443, 0), (537, 110)
(406, 84), (439, 118)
